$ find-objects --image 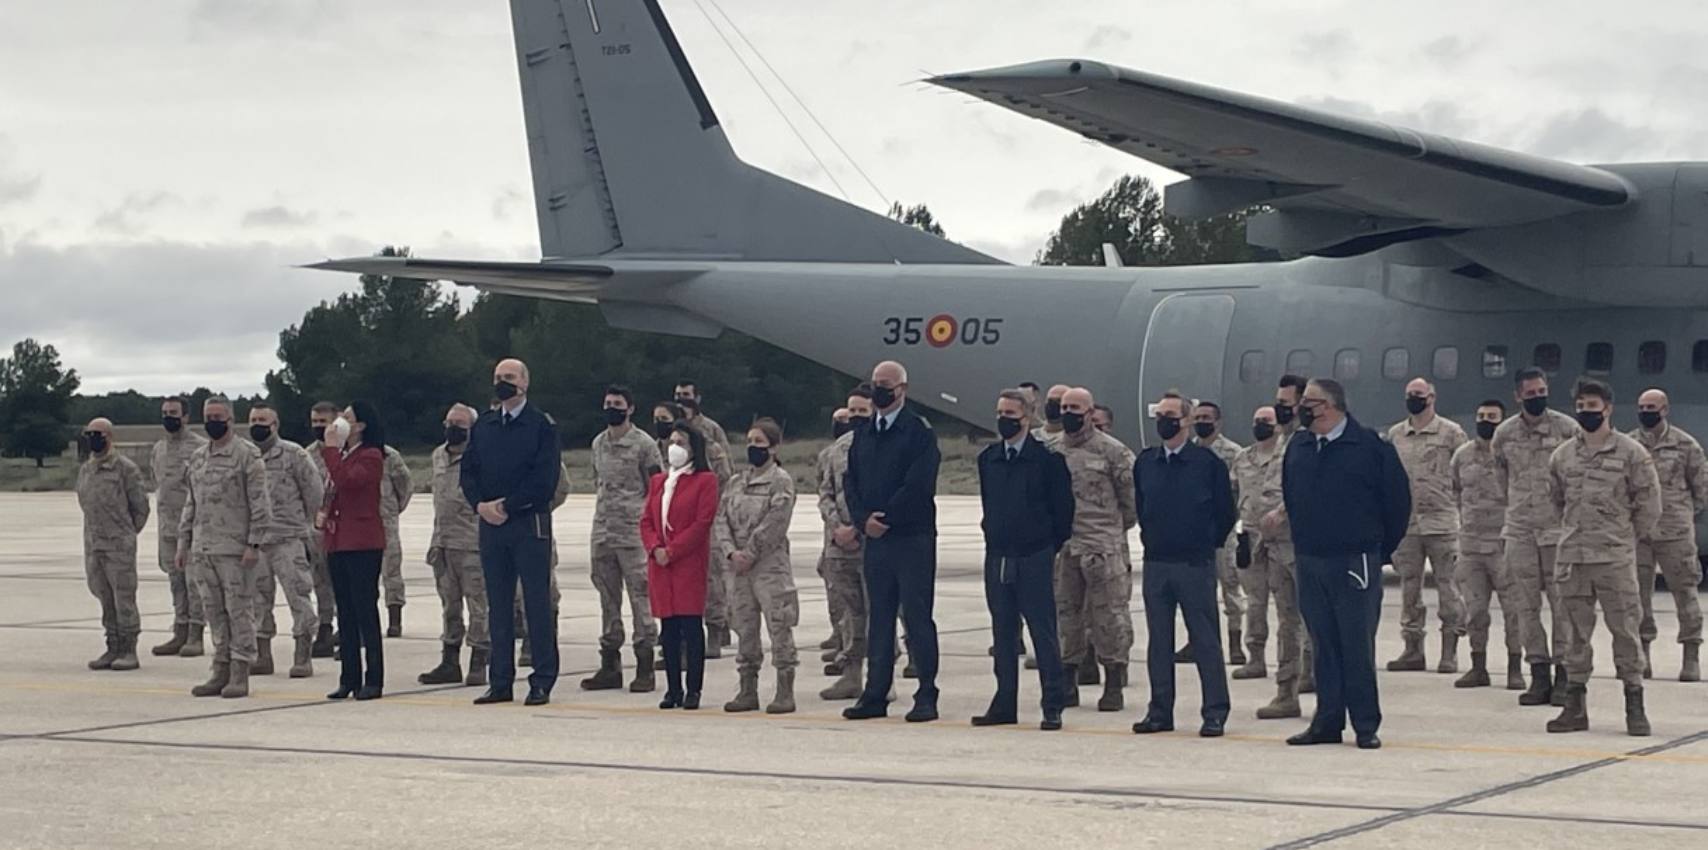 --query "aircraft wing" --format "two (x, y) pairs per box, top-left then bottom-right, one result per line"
(930, 60), (1634, 255)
